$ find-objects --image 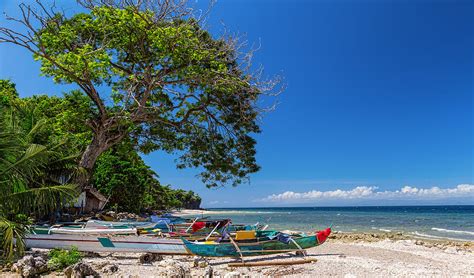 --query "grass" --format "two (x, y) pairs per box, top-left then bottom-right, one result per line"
(47, 246), (82, 270)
